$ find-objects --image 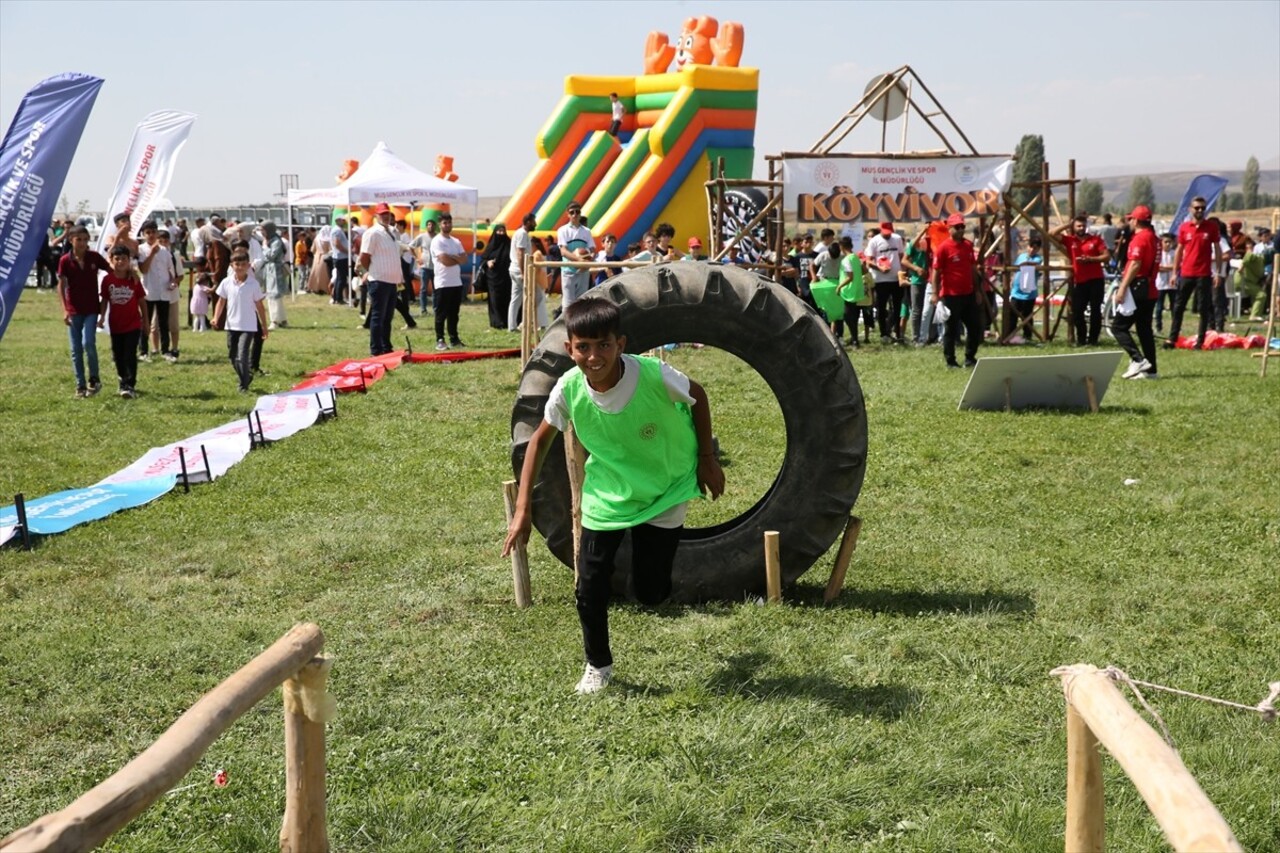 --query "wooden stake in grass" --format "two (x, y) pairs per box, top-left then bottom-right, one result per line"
(1065, 703), (1104, 853)
(823, 516), (862, 604)
(563, 425), (587, 585)
(502, 479), (532, 608)
(764, 530), (781, 603)
(280, 655), (335, 853)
